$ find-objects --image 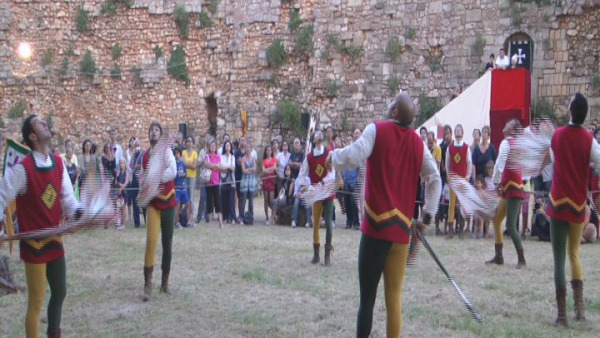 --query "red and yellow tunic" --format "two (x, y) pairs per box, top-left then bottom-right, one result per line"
(16, 154), (64, 263)
(307, 148), (335, 202)
(547, 125), (593, 223)
(500, 137), (526, 200)
(143, 150), (176, 210)
(362, 121), (423, 244)
(448, 142), (469, 177)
